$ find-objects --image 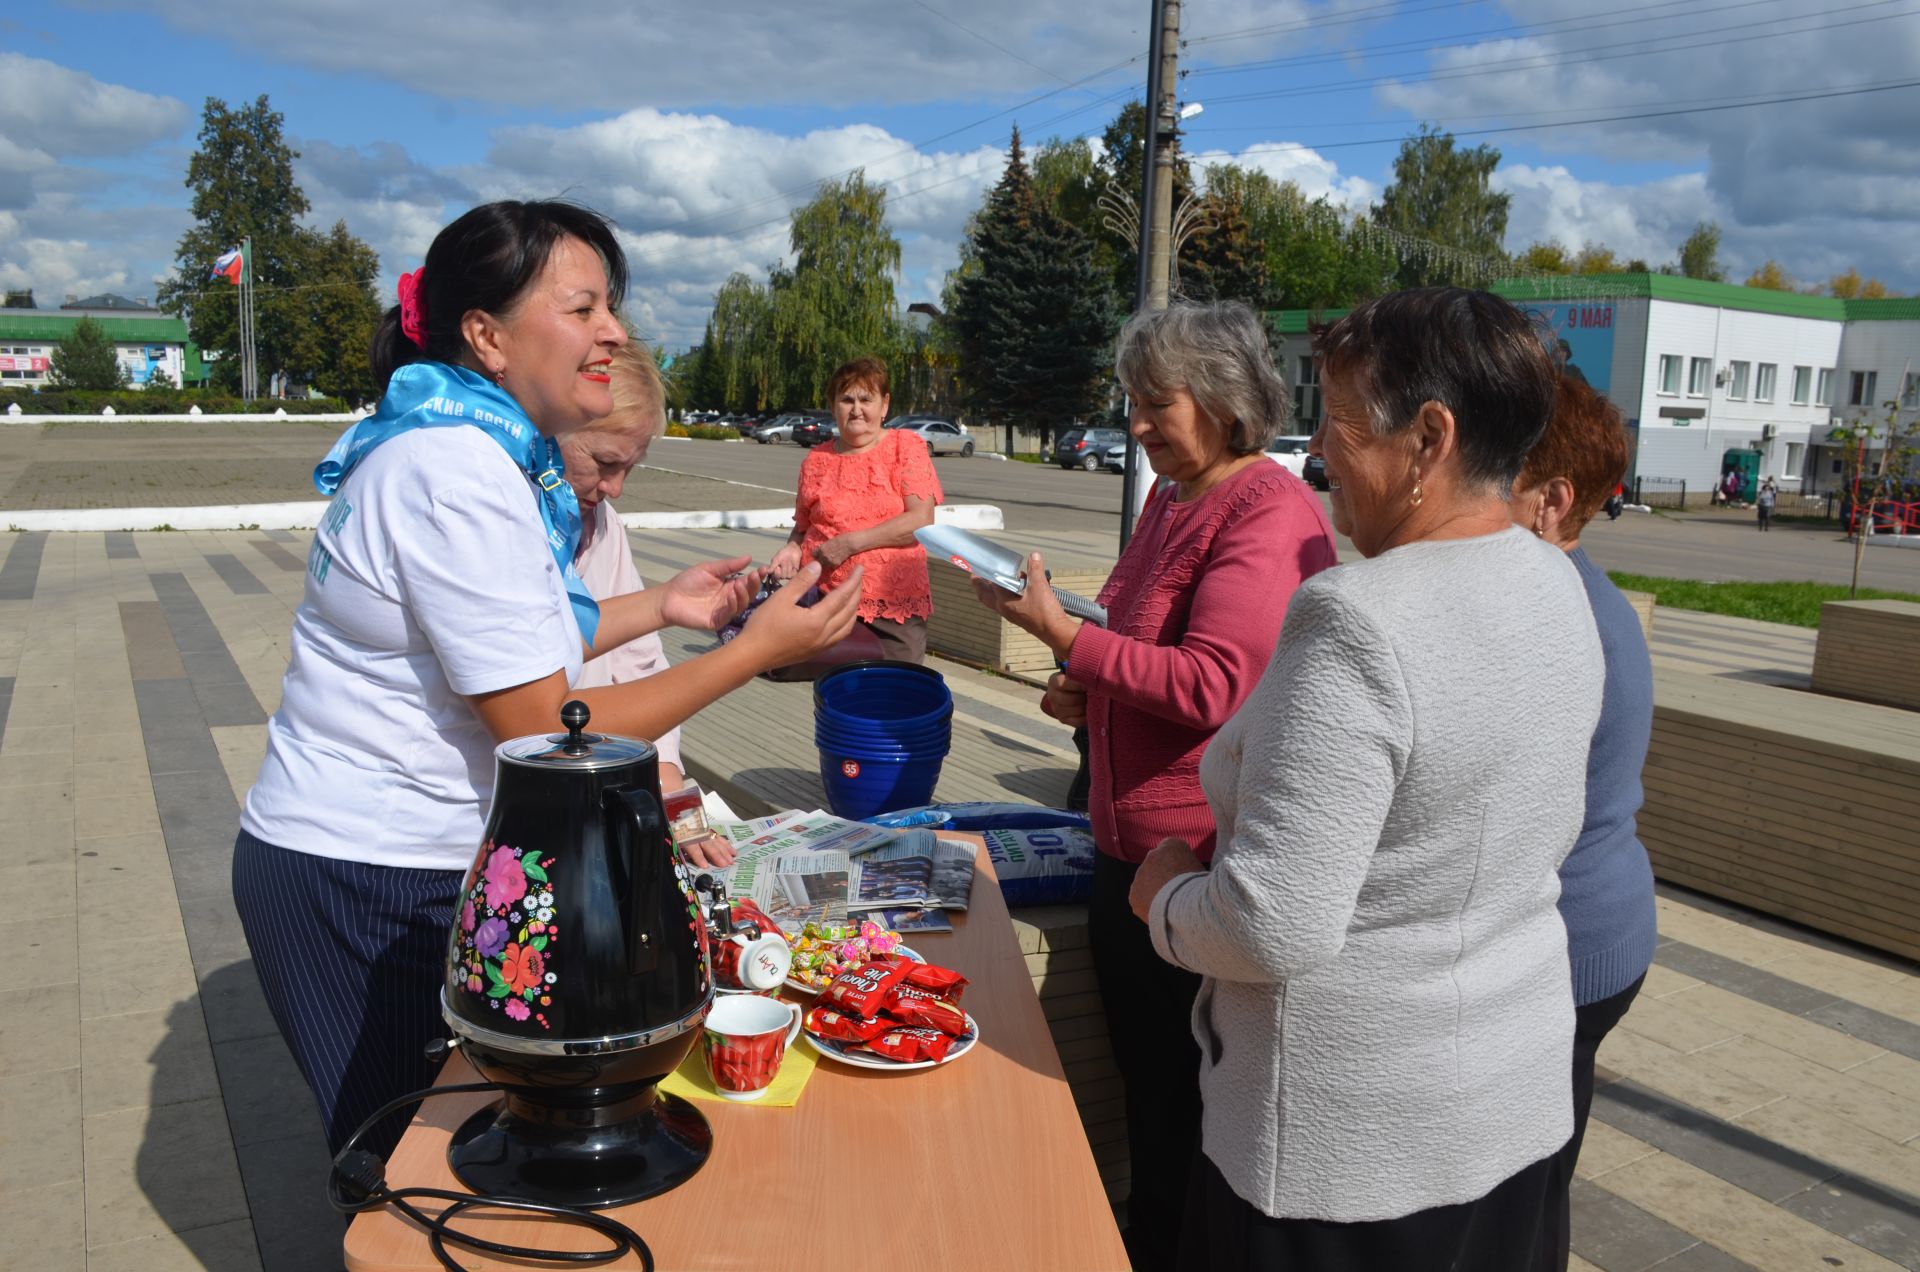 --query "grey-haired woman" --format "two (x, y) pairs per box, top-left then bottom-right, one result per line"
(974, 299), (1337, 1272)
